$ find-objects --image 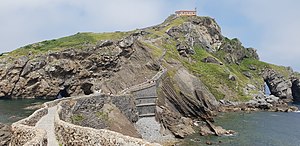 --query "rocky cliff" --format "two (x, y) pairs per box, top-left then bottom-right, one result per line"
(2, 14), (300, 143)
